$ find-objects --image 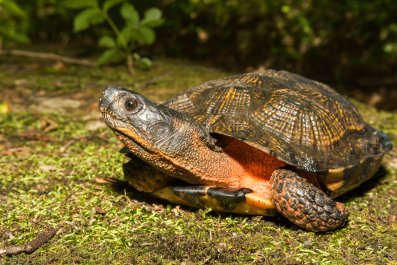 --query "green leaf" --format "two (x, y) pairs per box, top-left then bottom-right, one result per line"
(140, 57), (152, 69)
(1, 28), (30, 44)
(2, 0), (25, 16)
(143, 8), (162, 21)
(73, 8), (104, 32)
(60, 0), (98, 9)
(132, 53), (152, 70)
(11, 32), (30, 44)
(138, 27), (155, 45)
(133, 27), (156, 44)
(98, 36), (116, 48)
(281, 5), (291, 14)
(140, 8), (163, 28)
(102, 0), (124, 12)
(132, 53), (141, 60)
(120, 25), (134, 43)
(120, 3), (139, 25)
(98, 48), (124, 65)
